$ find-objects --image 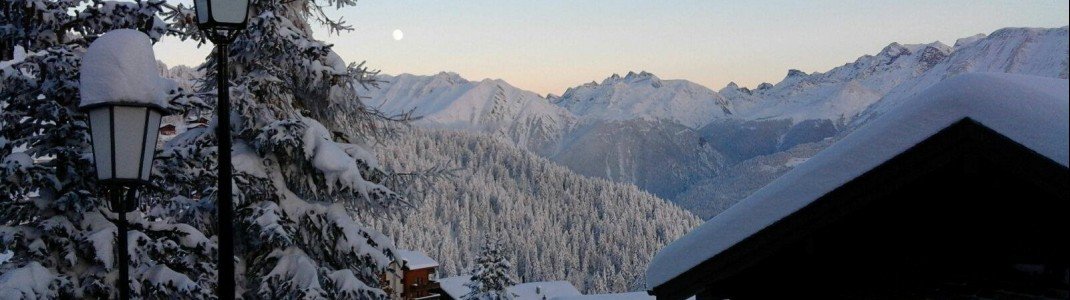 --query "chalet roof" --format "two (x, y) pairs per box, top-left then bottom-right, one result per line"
(437, 276), (582, 300)
(646, 73), (1069, 289)
(436, 275), (469, 299)
(396, 250), (438, 270)
(510, 281), (581, 299)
